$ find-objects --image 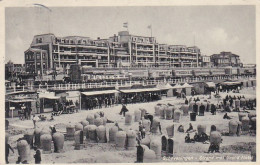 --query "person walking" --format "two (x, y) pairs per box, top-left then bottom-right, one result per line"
(28, 107), (32, 120)
(24, 107), (28, 120)
(6, 141), (14, 164)
(20, 108), (24, 121)
(119, 104), (129, 117)
(138, 121), (145, 139)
